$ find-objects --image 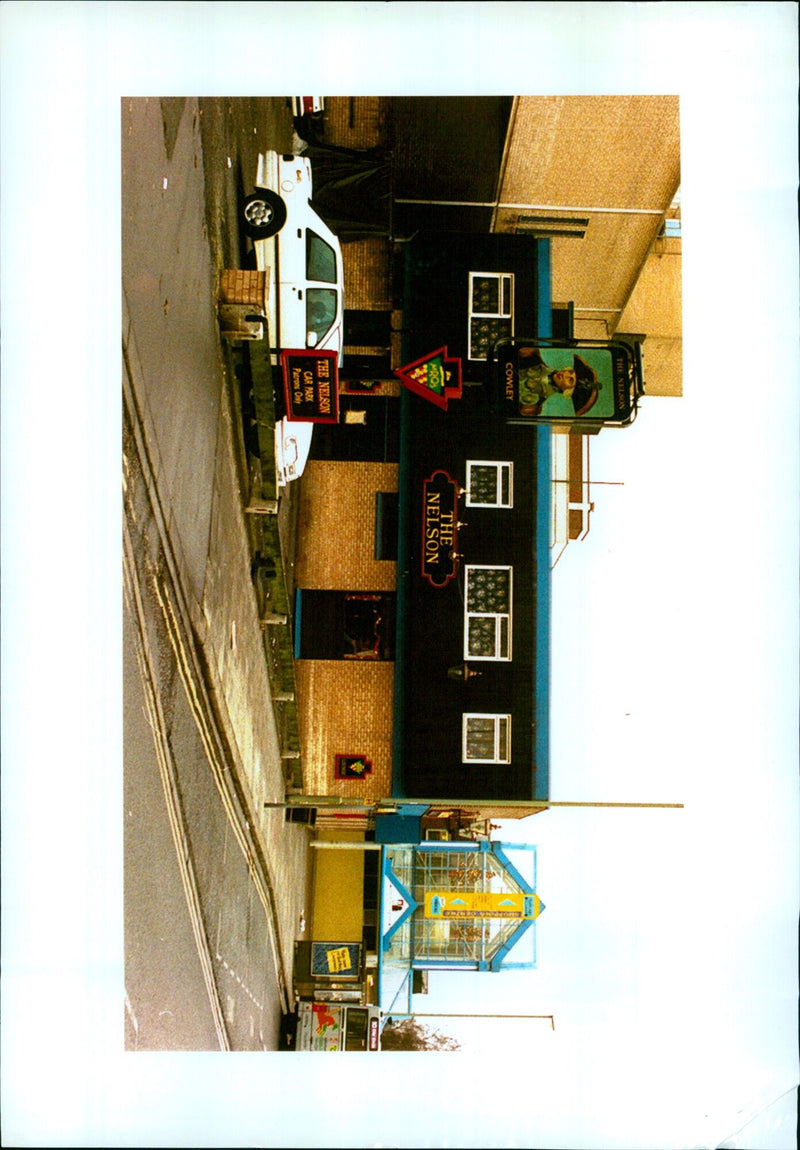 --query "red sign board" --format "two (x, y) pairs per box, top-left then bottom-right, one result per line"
(395, 347), (463, 409)
(335, 754), (372, 779)
(421, 470), (459, 587)
(281, 349), (339, 422)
